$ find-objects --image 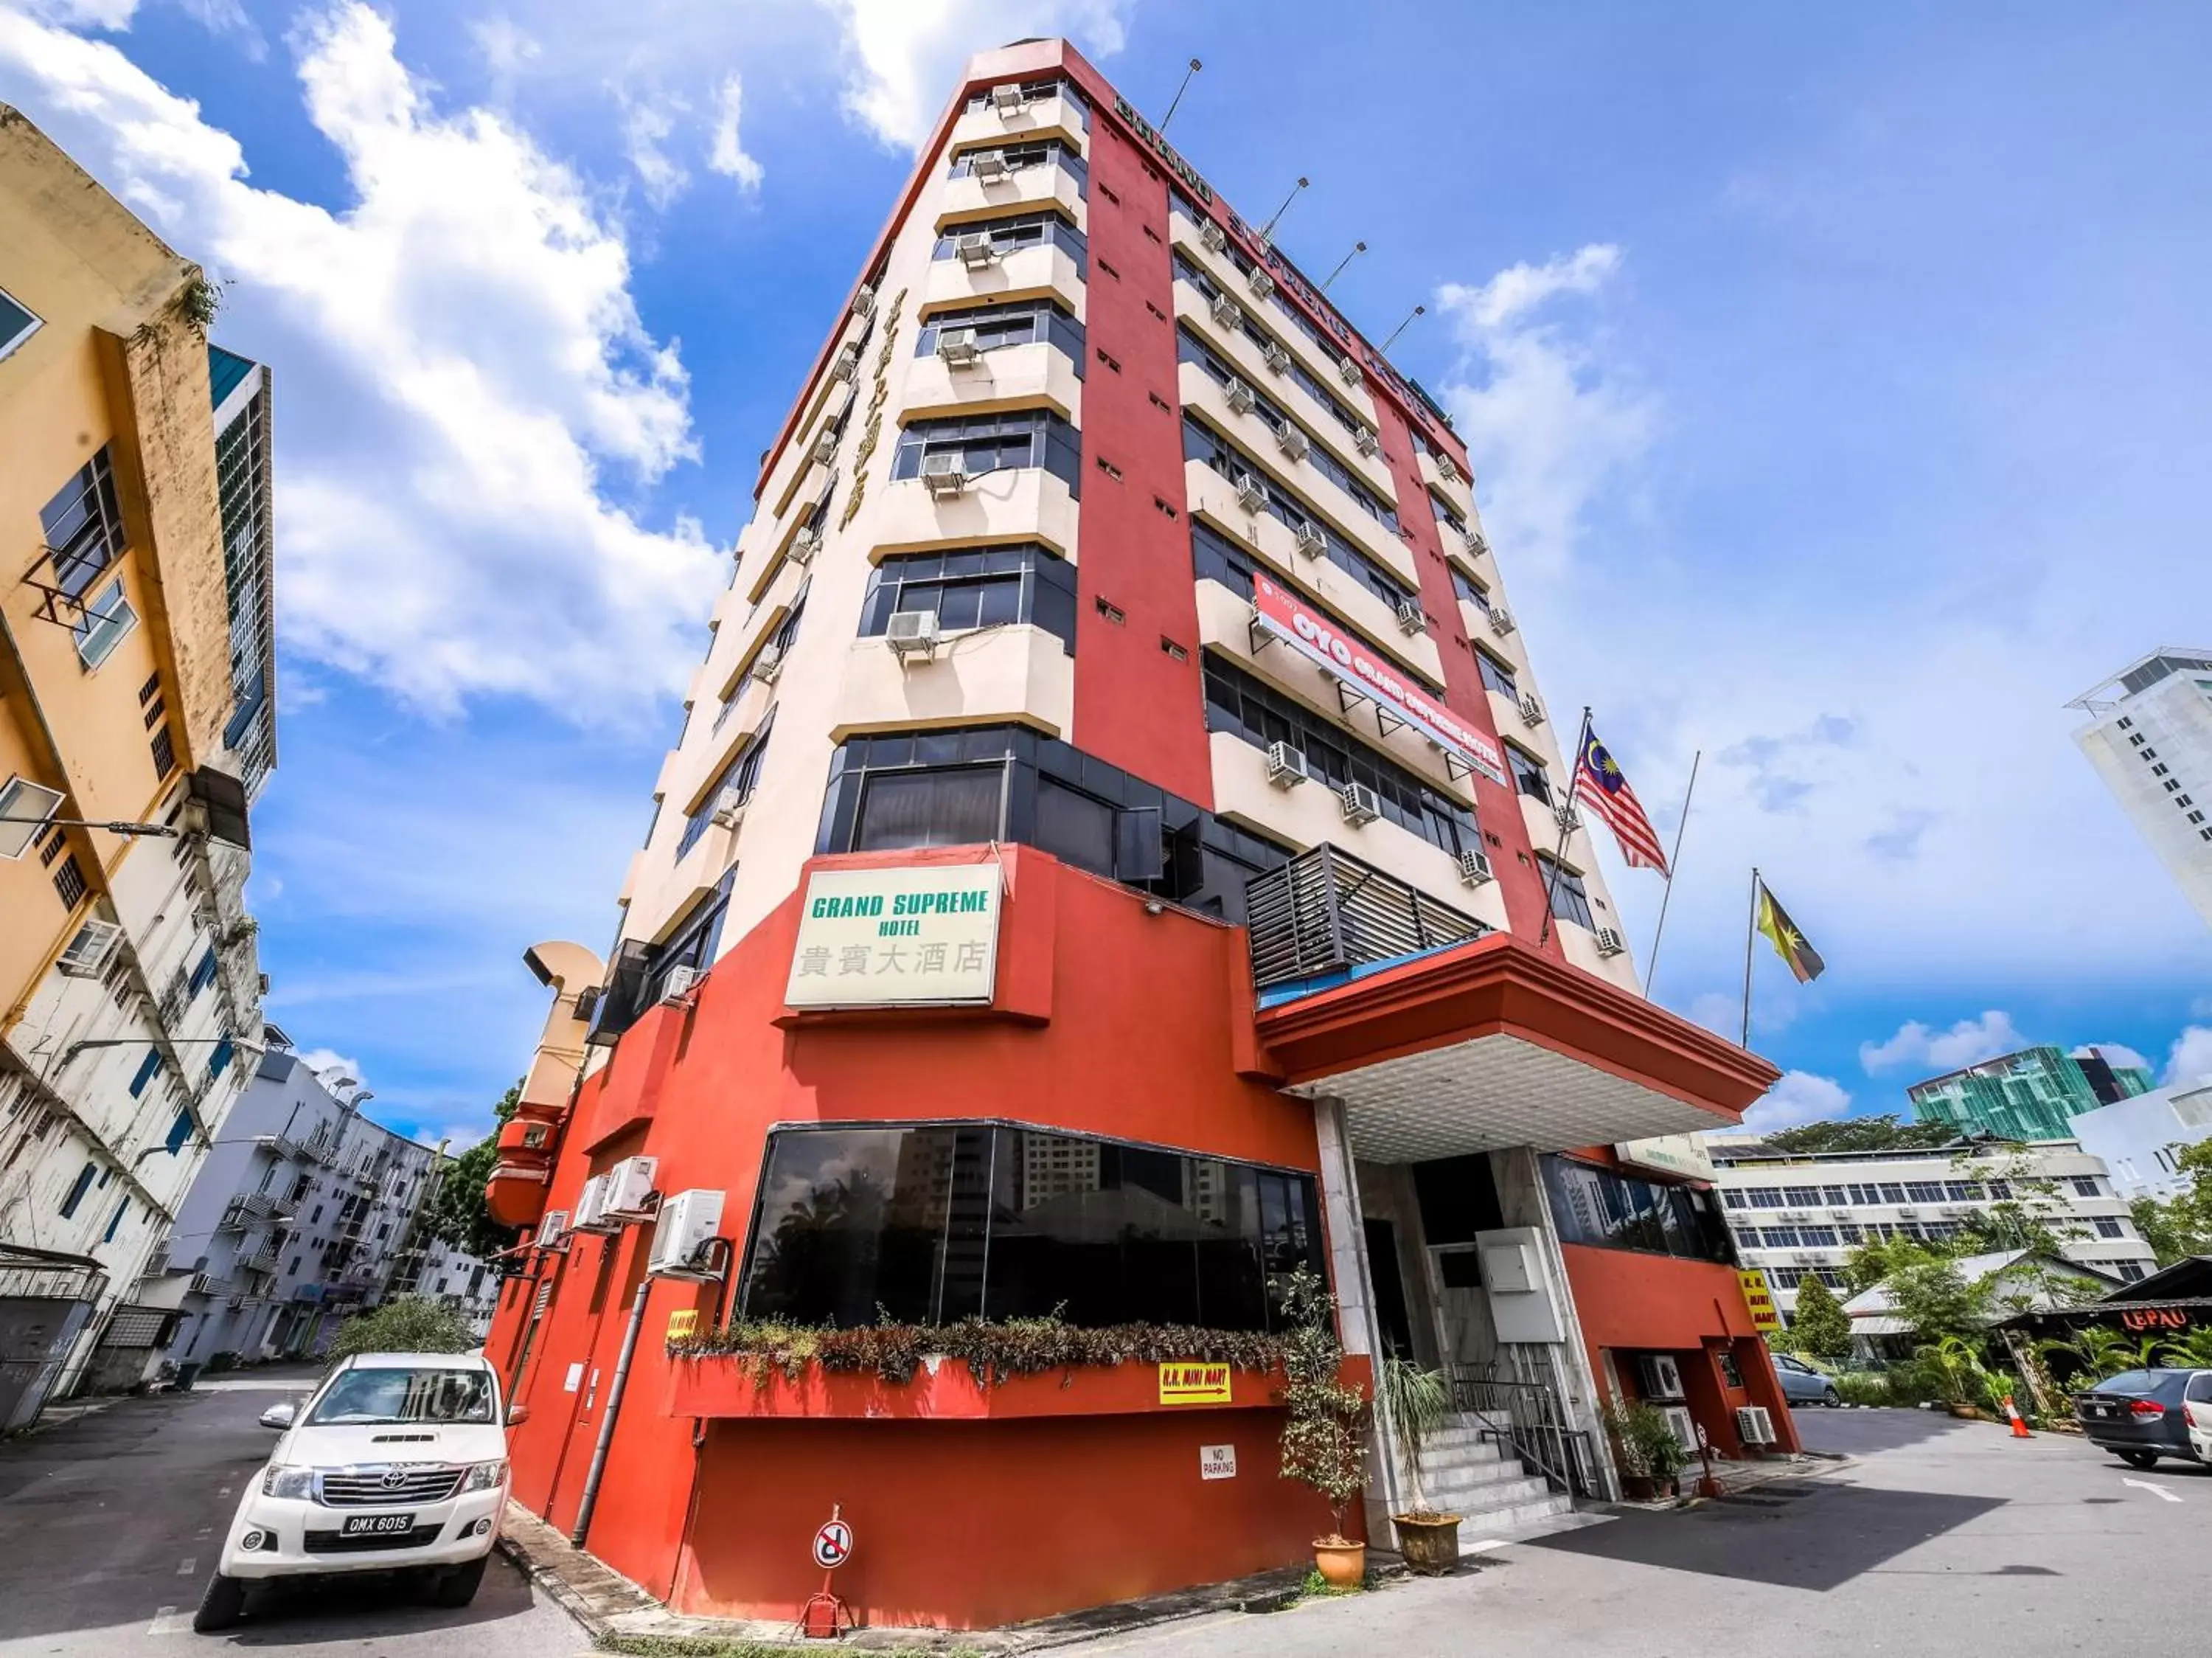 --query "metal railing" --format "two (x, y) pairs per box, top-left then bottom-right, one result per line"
(1245, 842), (1489, 993)
(1450, 1366), (1599, 1498)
